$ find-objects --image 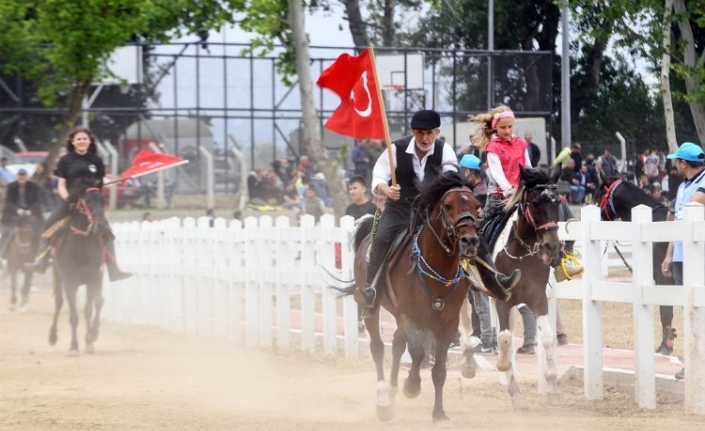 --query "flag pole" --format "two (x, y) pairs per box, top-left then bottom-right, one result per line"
(367, 47), (396, 186)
